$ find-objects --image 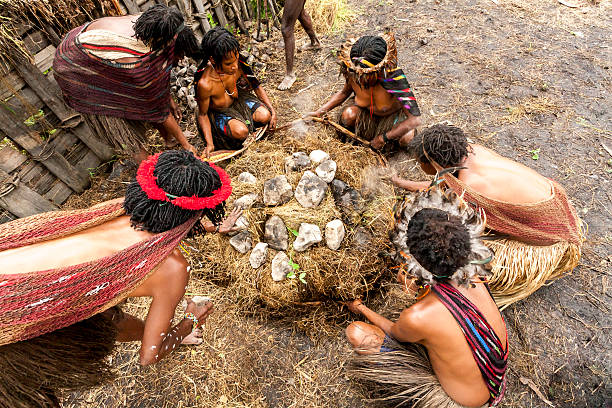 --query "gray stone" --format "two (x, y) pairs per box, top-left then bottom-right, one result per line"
(229, 231), (252, 254)
(315, 159), (337, 183)
(284, 152), (311, 173)
(177, 87), (187, 99)
(234, 193), (259, 209)
(177, 66), (187, 76)
(325, 219), (345, 251)
(309, 150), (329, 164)
(293, 223), (322, 252)
(263, 175), (293, 206)
(264, 216), (289, 251)
(187, 95), (197, 110)
(237, 171), (257, 184)
(271, 252), (292, 281)
(249, 242), (268, 269)
(352, 226), (373, 248)
(294, 171), (328, 208)
(330, 179), (364, 224)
